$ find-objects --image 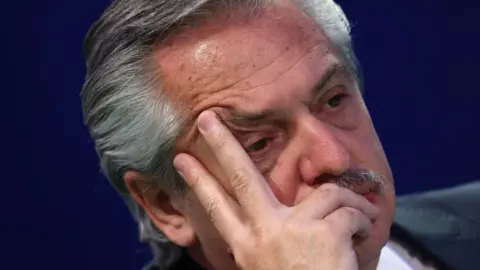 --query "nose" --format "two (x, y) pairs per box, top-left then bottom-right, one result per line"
(297, 114), (350, 185)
